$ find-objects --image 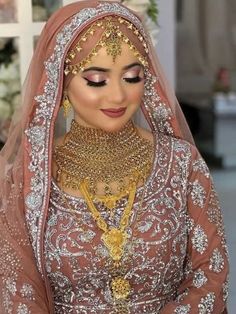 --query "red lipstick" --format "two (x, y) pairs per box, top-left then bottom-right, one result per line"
(101, 107), (126, 118)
